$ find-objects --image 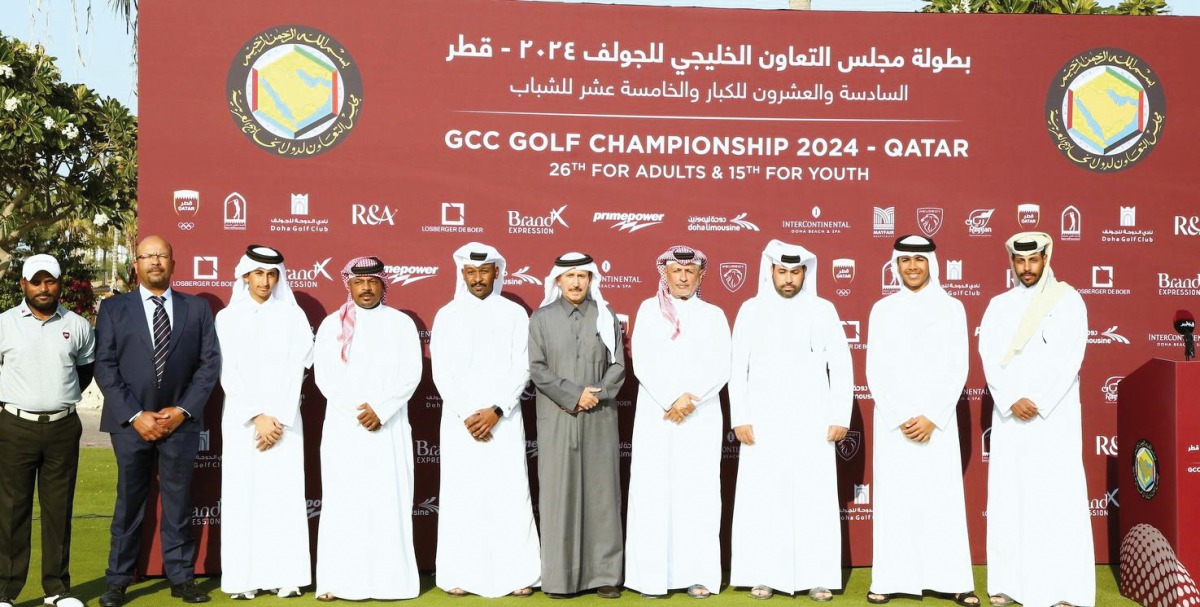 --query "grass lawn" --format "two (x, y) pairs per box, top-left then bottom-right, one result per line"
(19, 448), (1135, 606)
